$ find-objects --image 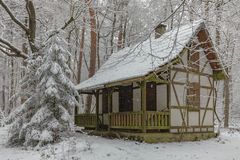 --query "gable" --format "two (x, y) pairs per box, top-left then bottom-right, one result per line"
(172, 27), (225, 79)
(197, 28), (226, 79)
